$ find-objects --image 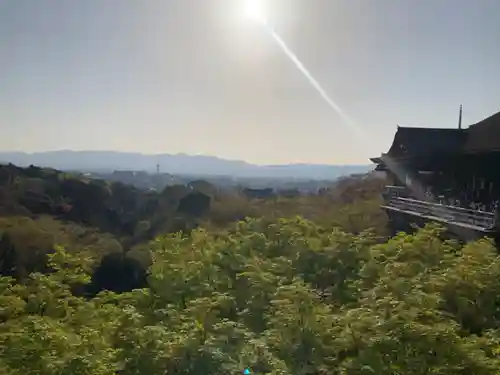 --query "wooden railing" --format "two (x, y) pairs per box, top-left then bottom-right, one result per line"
(383, 196), (496, 230)
(382, 185), (408, 200)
